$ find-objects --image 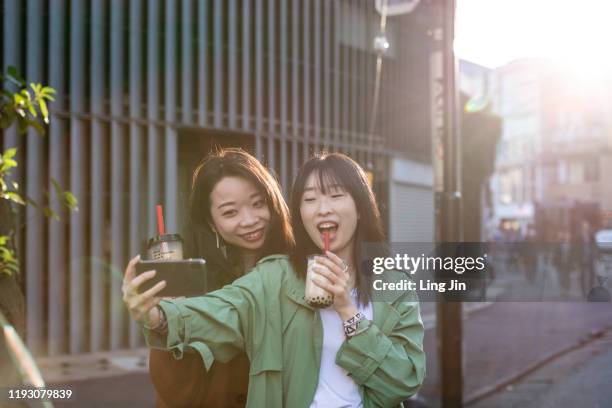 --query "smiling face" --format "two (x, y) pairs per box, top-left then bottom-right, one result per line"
(299, 172), (359, 261)
(209, 176), (271, 252)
